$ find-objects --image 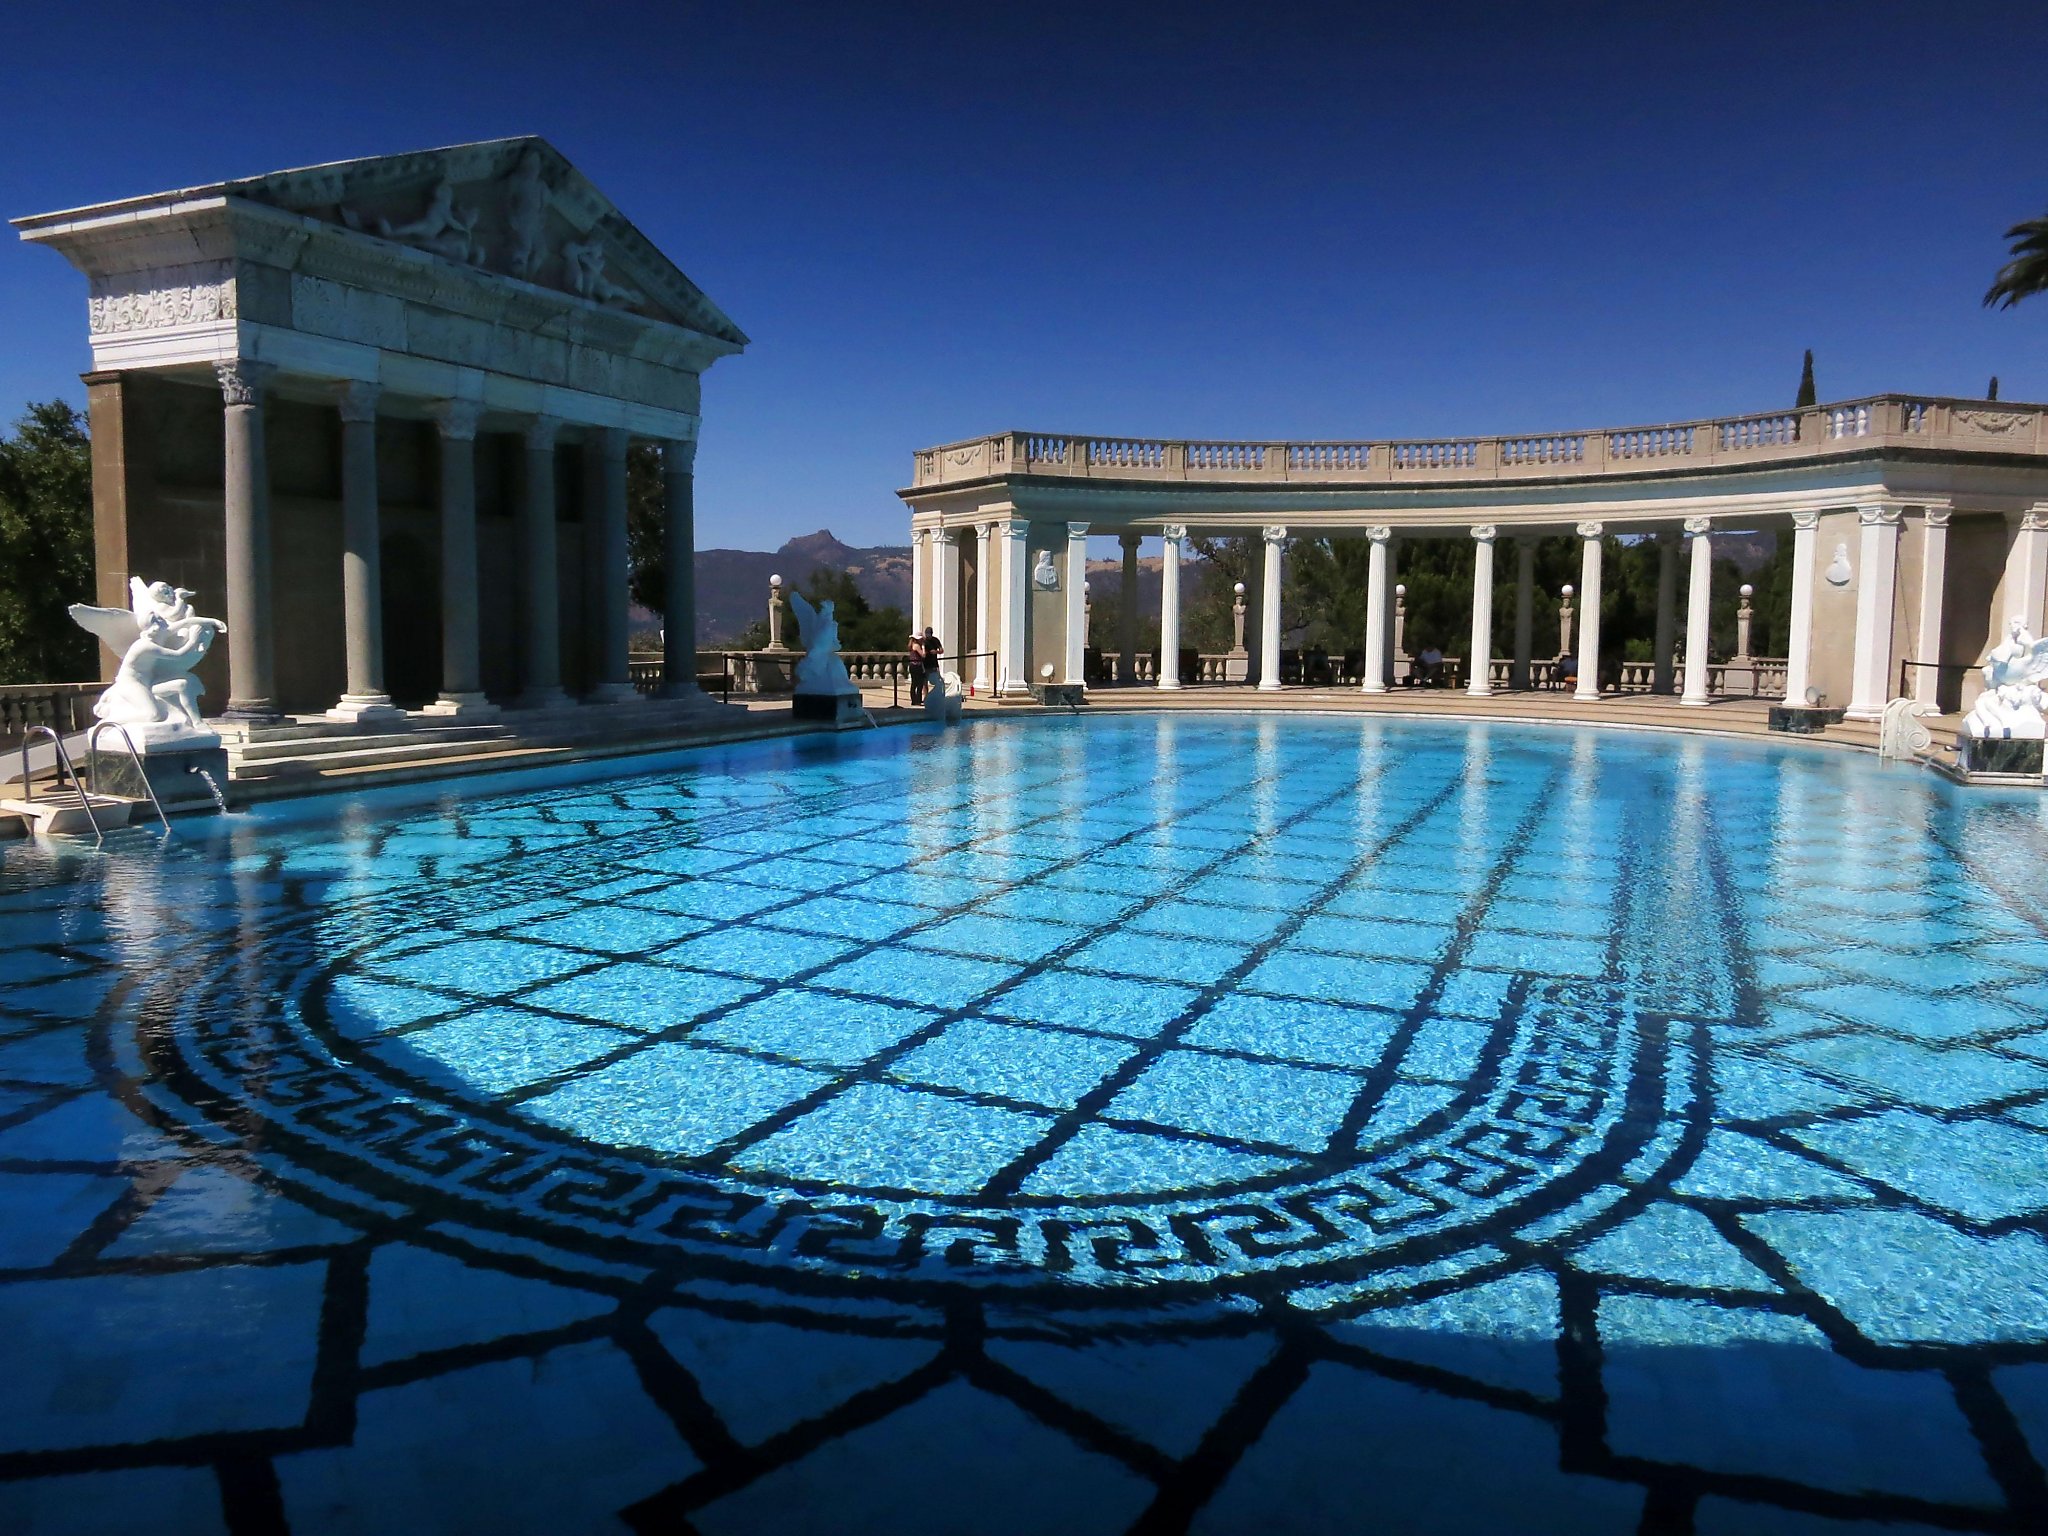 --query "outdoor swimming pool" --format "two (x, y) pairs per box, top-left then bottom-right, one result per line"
(3, 714), (2046, 1534)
